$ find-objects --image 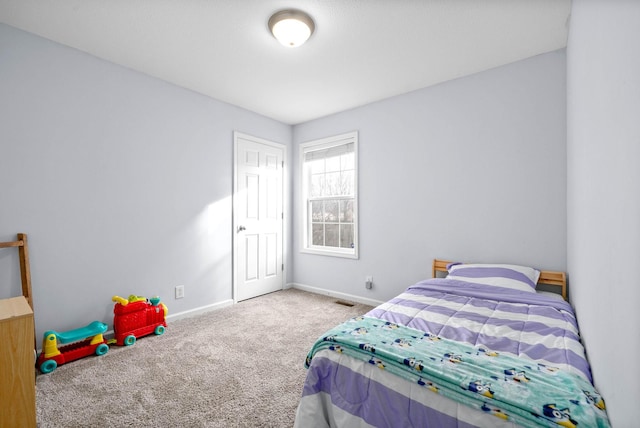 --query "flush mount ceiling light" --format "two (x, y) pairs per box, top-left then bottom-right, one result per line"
(268, 9), (315, 48)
